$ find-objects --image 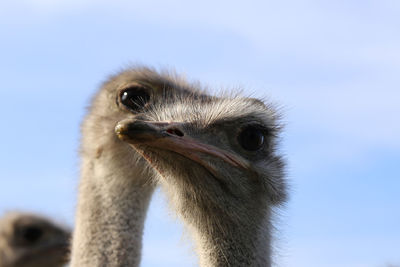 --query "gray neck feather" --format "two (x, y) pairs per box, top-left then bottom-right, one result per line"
(190, 211), (271, 267)
(70, 154), (154, 267)
(163, 174), (272, 267)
